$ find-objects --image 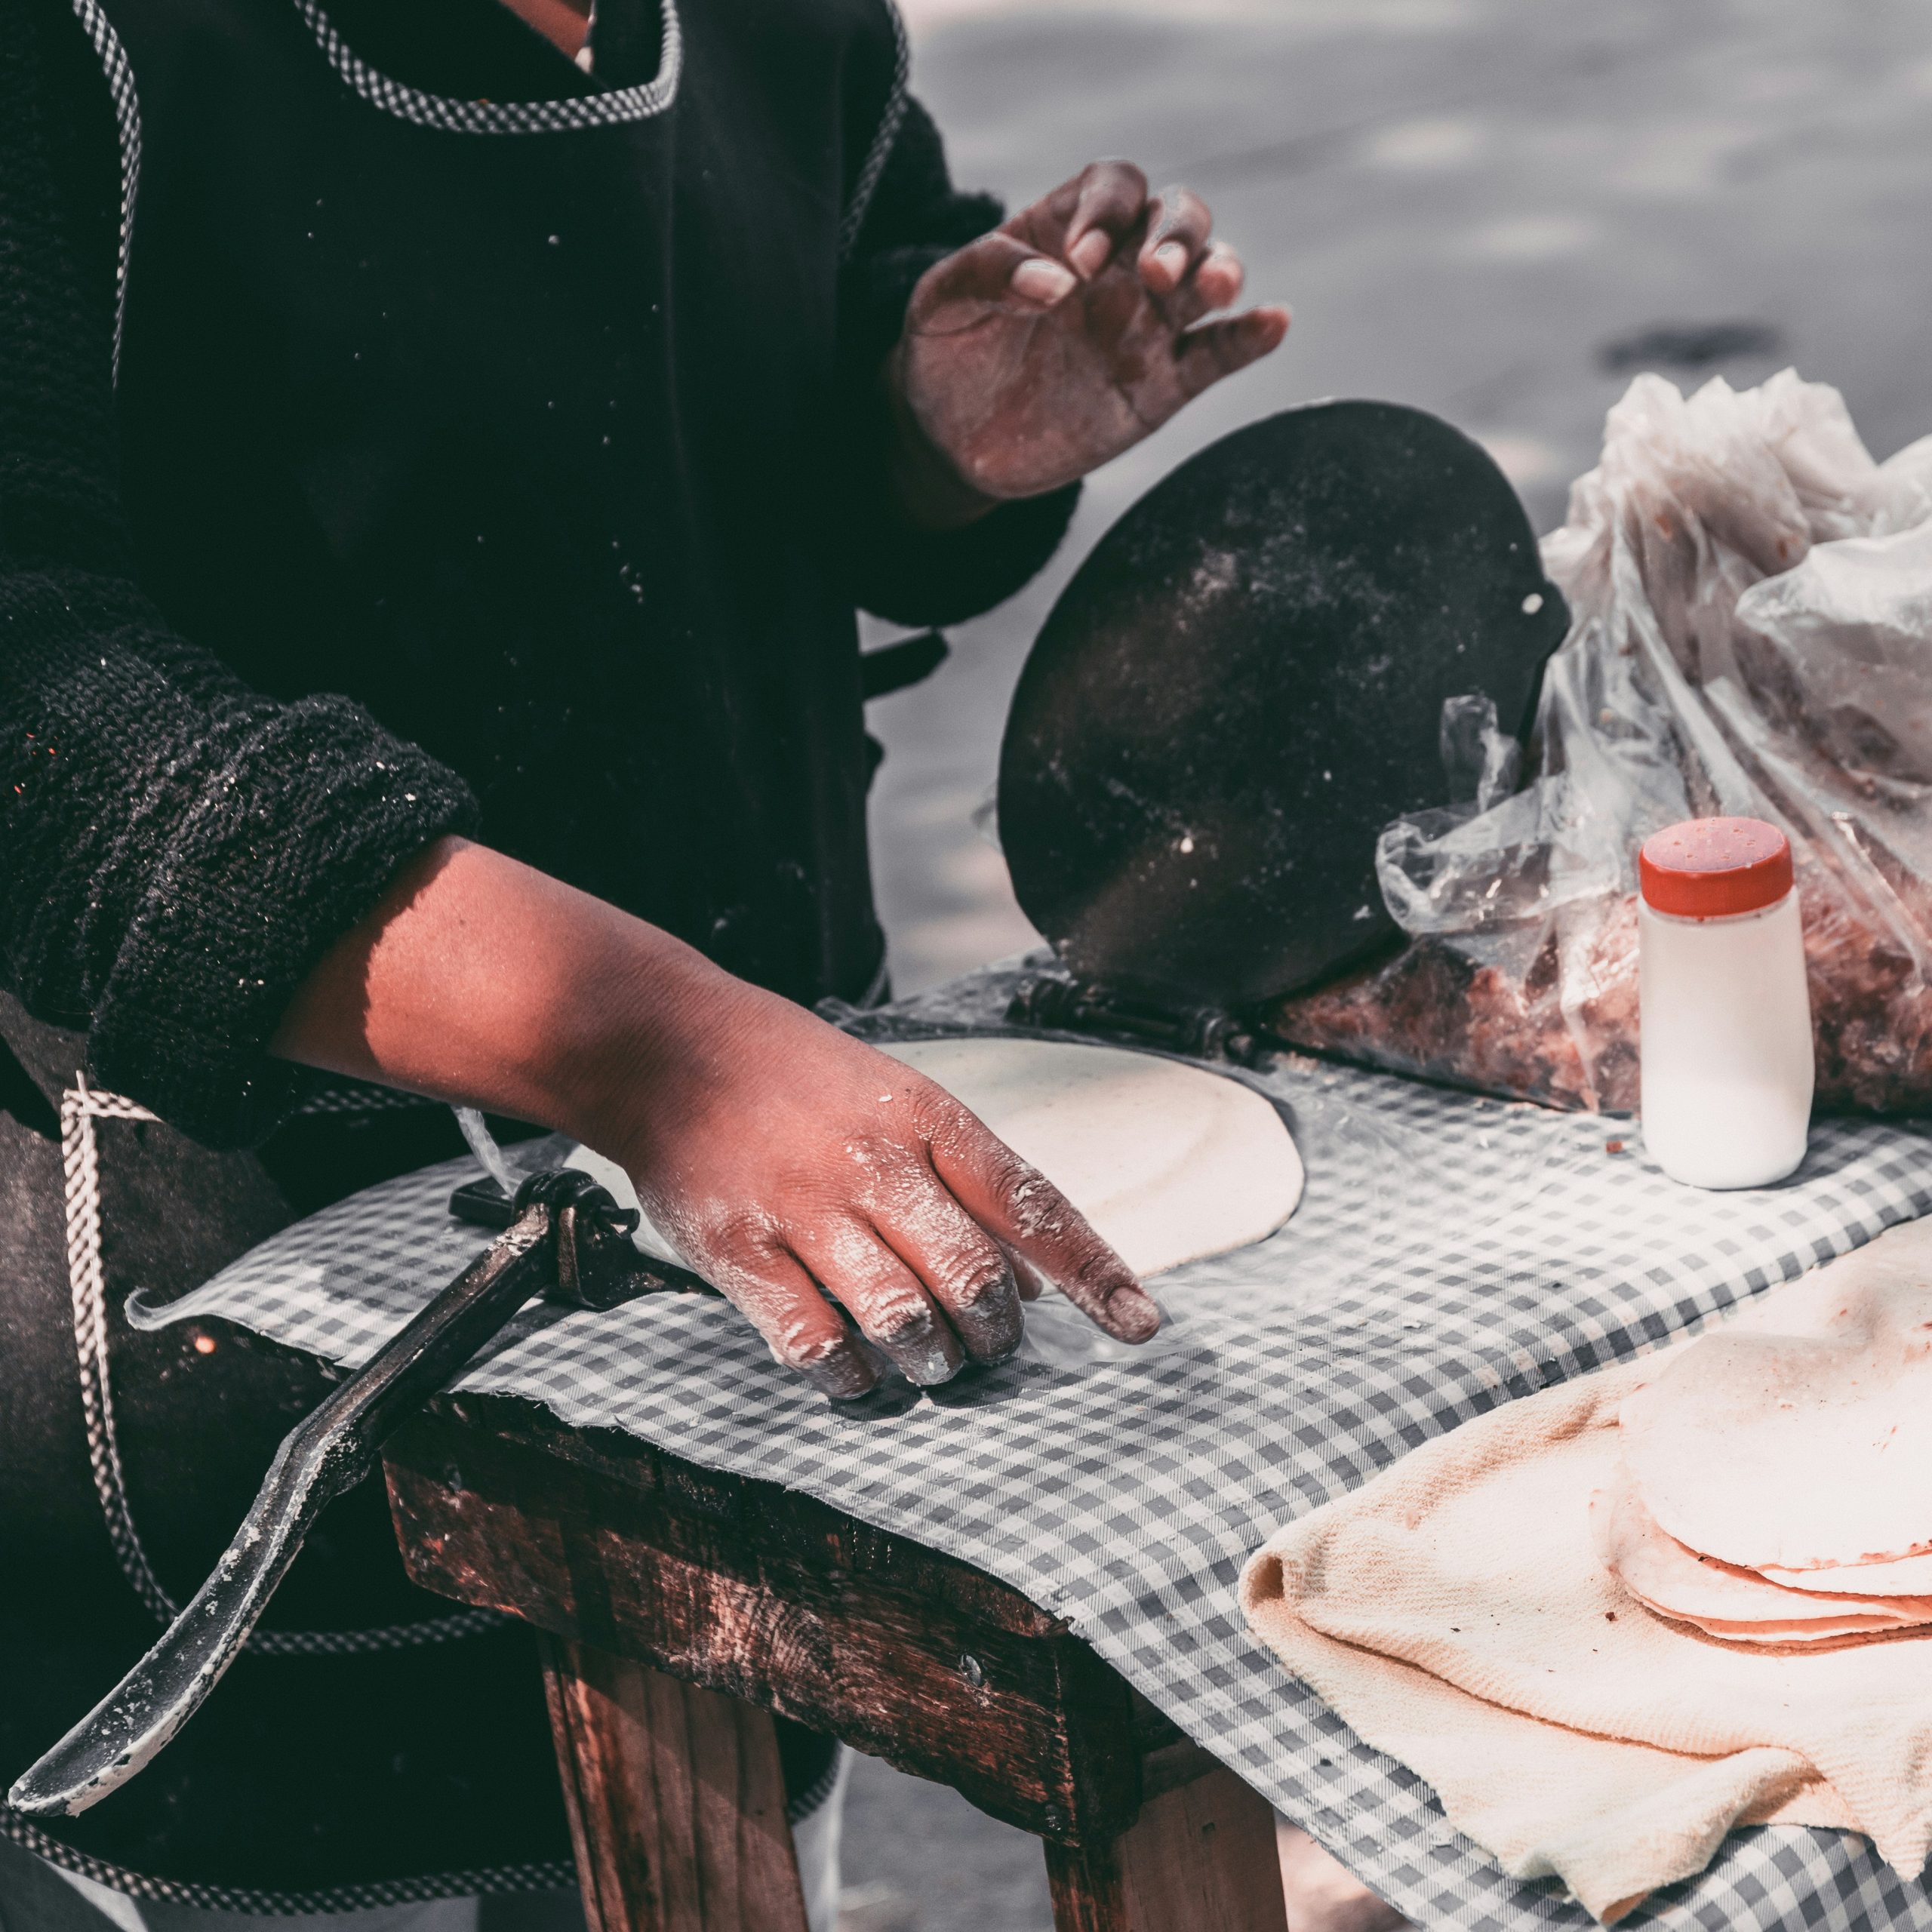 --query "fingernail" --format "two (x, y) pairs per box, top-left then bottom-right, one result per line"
(954, 1268), (1025, 1364)
(1070, 229), (1112, 277)
(898, 1328), (968, 1386)
(1011, 258), (1078, 305)
(1108, 1287), (1163, 1345)
(799, 1345), (880, 1401)
(1152, 241), (1187, 279)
